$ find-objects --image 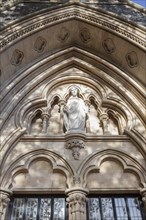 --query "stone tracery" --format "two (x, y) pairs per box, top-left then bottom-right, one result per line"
(0, 2), (146, 219)
(23, 83), (128, 136)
